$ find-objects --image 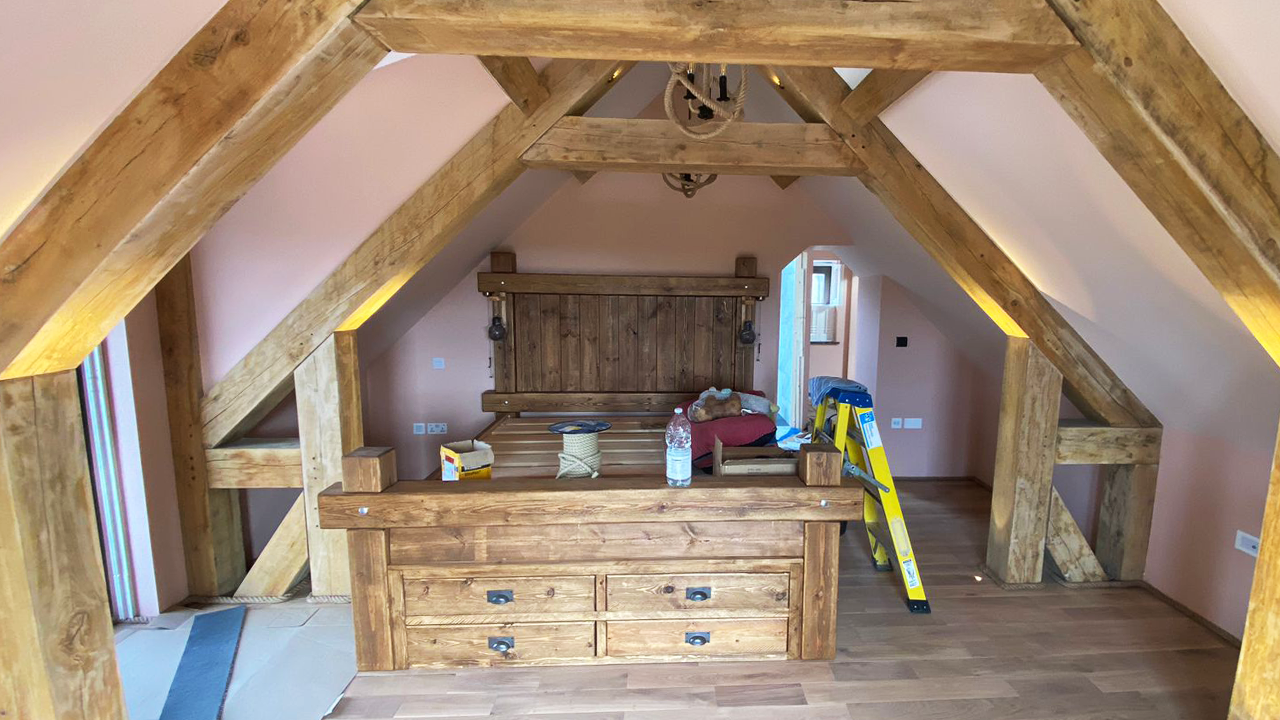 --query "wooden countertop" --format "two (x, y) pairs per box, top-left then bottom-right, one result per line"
(318, 474), (864, 529)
